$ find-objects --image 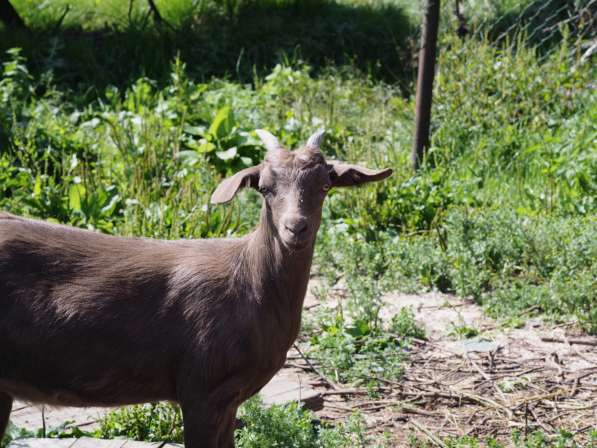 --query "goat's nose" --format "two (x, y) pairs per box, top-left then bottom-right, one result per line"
(284, 218), (308, 236)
